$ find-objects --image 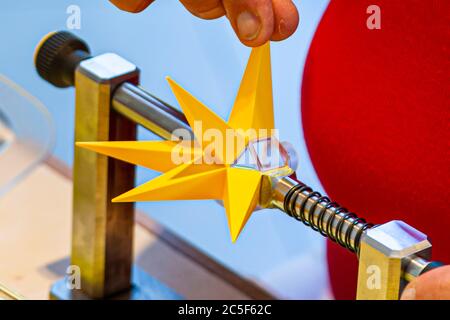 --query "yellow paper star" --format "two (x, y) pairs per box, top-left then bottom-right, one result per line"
(77, 43), (276, 242)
